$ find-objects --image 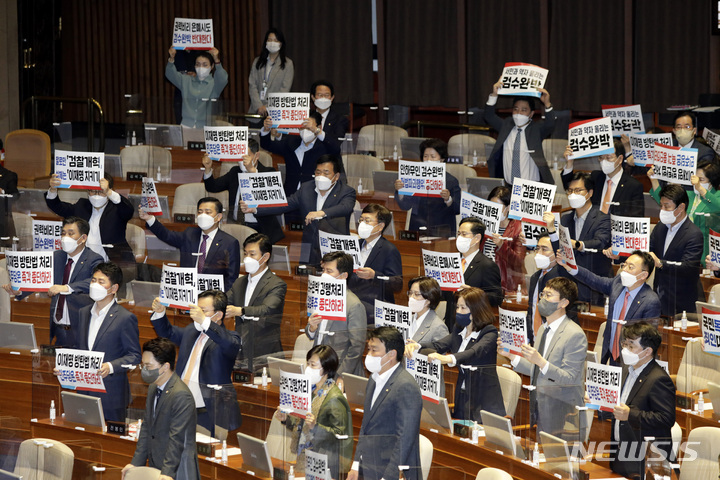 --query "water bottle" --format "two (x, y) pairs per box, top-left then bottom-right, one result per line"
(221, 440), (228, 462)
(131, 131), (137, 146)
(681, 310), (687, 330)
(393, 145), (398, 161)
(471, 421), (480, 443)
(472, 150), (478, 166)
(50, 400), (56, 422)
(698, 392), (705, 414)
(357, 179), (363, 195)
(710, 290), (717, 305)
(604, 297), (609, 316)
(533, 442), (540, 466)
(288, 466), (295, 480)
(516, 285), (522, 303)
(262, 367), (268, 387)
(156, 166), (162, 182)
